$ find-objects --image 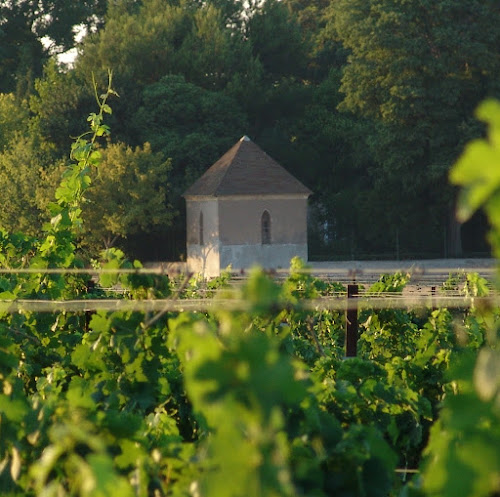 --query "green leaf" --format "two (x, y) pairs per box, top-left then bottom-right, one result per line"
(473, 348), (500, 401)
(0, 394), (29, 421)
(115, 439), (144, 469)
(450, 99), (500, 222)
(66, 376), (96, 410)
(87, 453), (135, 497)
